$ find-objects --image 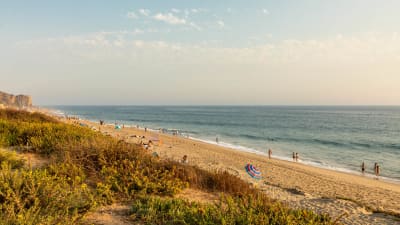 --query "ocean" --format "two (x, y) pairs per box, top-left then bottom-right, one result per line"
(48, 106), (400, 182)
